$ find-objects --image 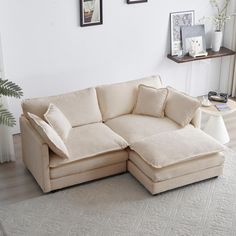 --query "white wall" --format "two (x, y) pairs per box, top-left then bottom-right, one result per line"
(0, 0), (235, 134)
